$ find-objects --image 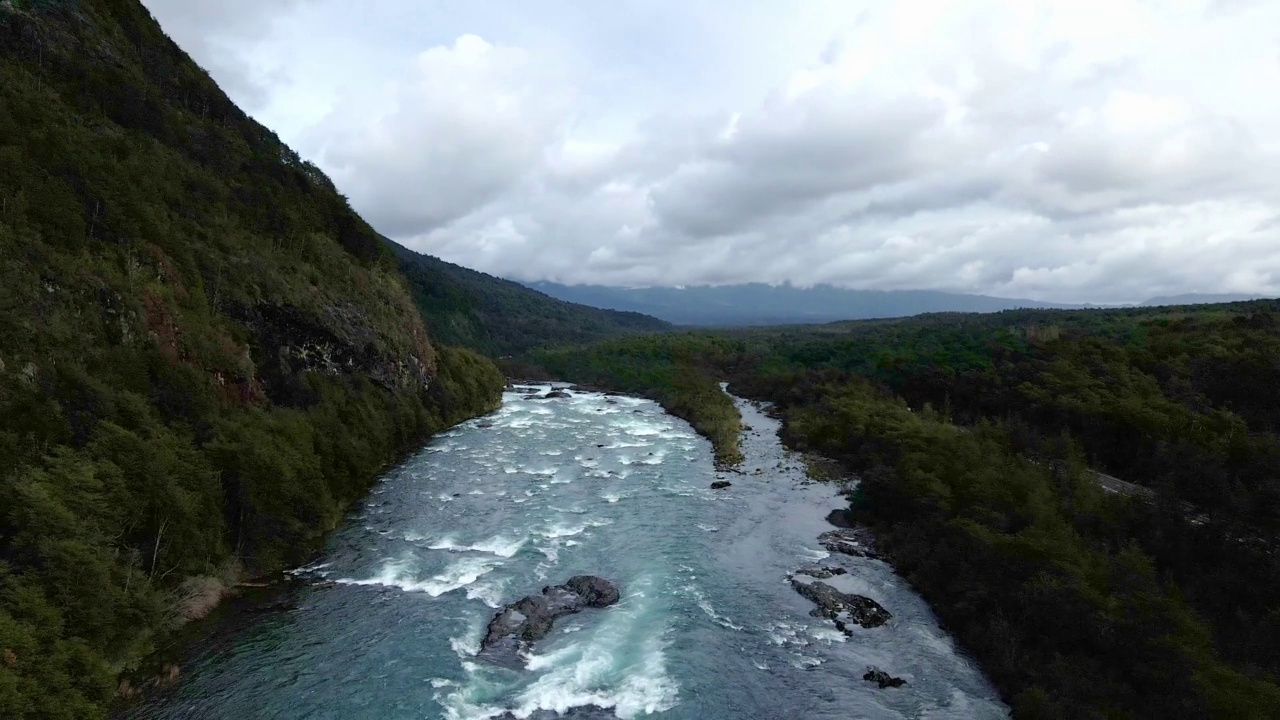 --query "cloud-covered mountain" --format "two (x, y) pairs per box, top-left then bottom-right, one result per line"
(527, 282), (1078, 326)
(1141, 293), (1272, 307)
